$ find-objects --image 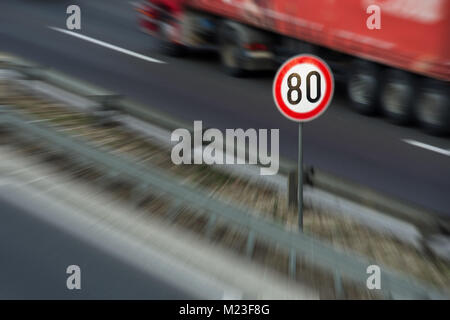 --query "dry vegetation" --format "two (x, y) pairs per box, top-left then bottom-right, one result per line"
(0, 76), (448, 298)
